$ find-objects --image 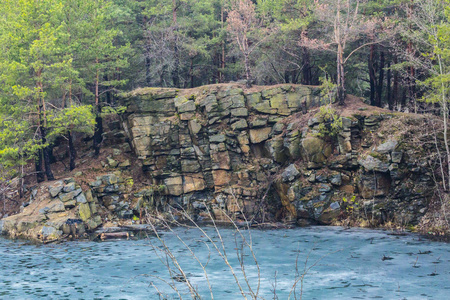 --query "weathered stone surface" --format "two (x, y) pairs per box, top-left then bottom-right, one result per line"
(48, 181), (64, 197)
(210, 149), (231, 170)
(183, 175), (206, 193)
(249, 128), (272, 144)
(76, 193), (87, 204)
(302, 136), (328, 164)
(181, 160), (201, 173)
(231, 107), (248, 117)
(63, 182), (76, 193)
(78, 203), (92, 221)
(358, 155), (389, 172)
(212, 170), (232, 187)
(164, 176), (183, 196)
(177, 100), (196, 113)
(265, 138), (287, 163)
(119, 159), (131, 168)
(391, 151), (403, 163)
(281, 164), (300, 182)
(210, 134), (226, 143)
(59, 189), (82, 202)
(231, 119), (248, 130)
(41, 226), (62, 240)
(376, 139), (398, 153)
(330, 174), (342, 186)
(253, 101), (277, 114)
(102, 174), (118, 185)
(189, 119), (202, 134)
